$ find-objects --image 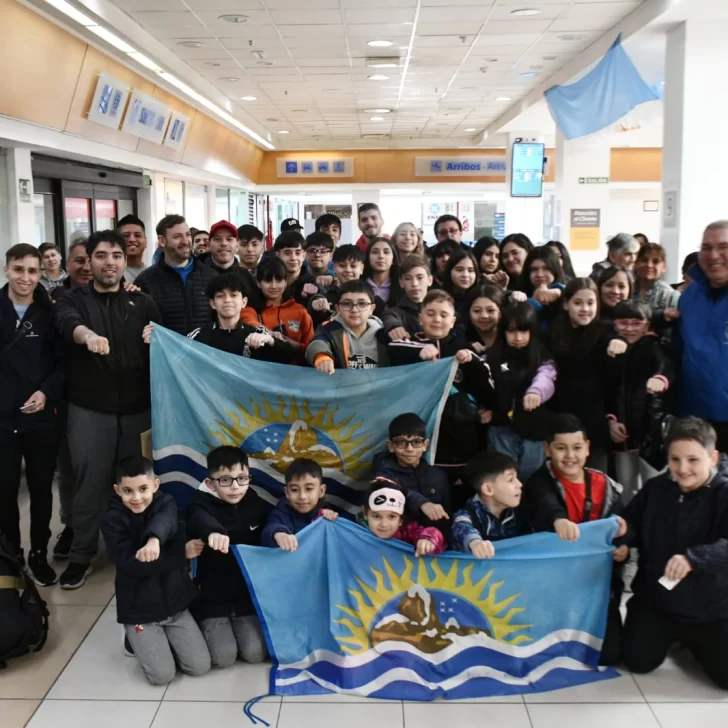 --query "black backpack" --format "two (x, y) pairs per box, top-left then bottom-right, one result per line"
(0, 535), (49, 668)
